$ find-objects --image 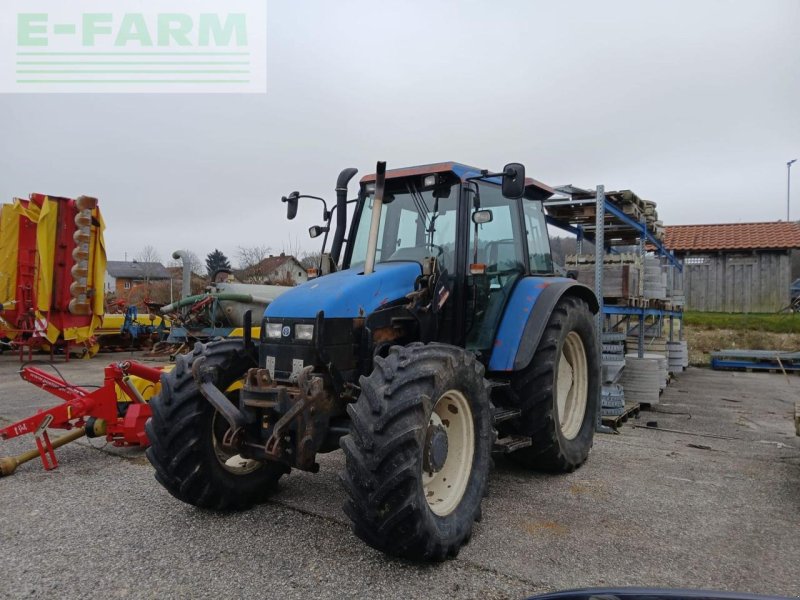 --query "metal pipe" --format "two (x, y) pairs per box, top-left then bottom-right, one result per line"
(594, 185), (605, 337)
(161, 292), (275, 314)
(788, 159), (797, 221)
(0, 427), (87, 477)
(172, 250), (192, 300)
(363, 162), (387, 275)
